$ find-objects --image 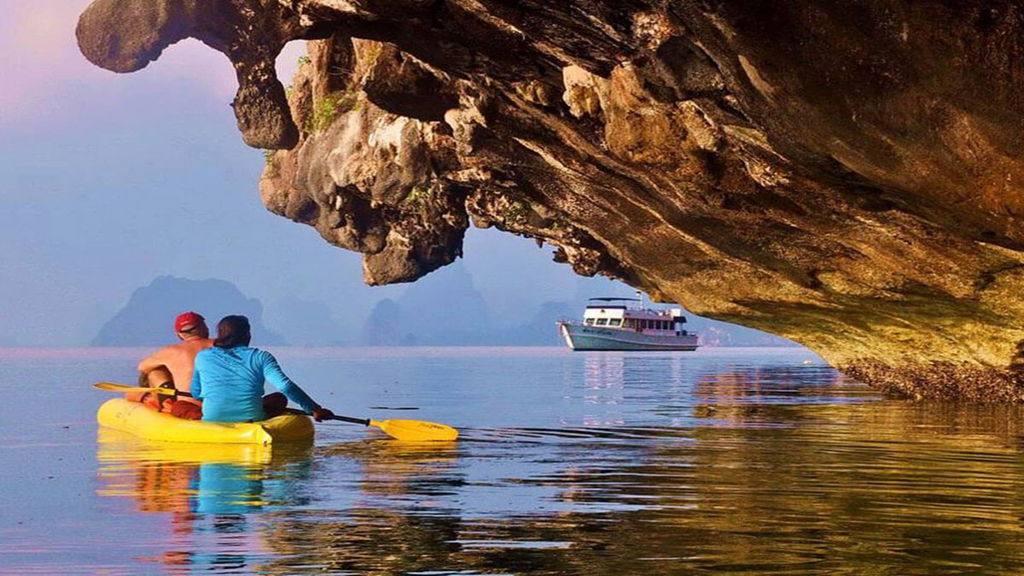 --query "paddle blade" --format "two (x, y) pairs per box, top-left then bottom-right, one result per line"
(370, 419), (459, 442)
(93, 382), (176, 396)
